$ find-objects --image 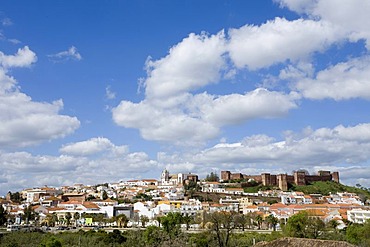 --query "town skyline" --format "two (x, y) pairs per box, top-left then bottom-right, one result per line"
(1, 0), (370, 195)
